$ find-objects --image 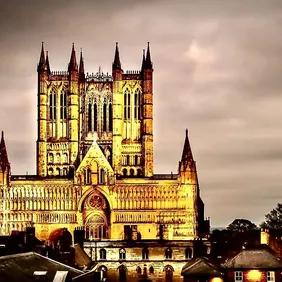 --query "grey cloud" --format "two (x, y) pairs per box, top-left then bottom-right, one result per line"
(1, 0), (282, 227)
